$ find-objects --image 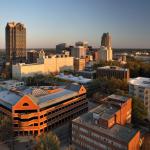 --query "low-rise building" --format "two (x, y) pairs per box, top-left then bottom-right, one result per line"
(12, 50), (74, 79)
(72, 95), (140, 150)
(0, 83), (88, 136)
(129, 77), (150, 120)
(56, 73), (92, 86)
(97, 66), (130, 80)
